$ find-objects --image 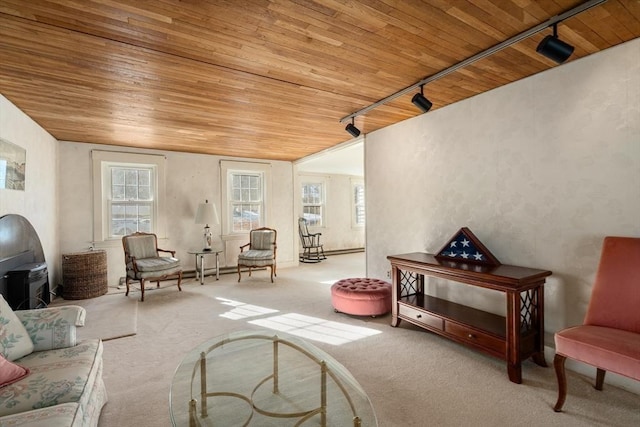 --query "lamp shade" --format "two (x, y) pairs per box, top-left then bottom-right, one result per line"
(195, 200), (219, 226)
